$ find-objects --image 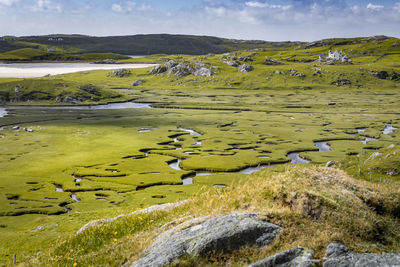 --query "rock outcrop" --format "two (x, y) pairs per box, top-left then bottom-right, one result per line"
(264, 58), (282, 65)
(238, 64), (254, 73)
(112, 69), (131, 77)
(248, 247), (314, 267)
(149, 65), (167, 75)
(168, 62), (195, 78)
(323, 242), (400, 267)
(131, 79), (145, 86)
(194, 67), (212, 77)
(131, 213), (281, 267)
